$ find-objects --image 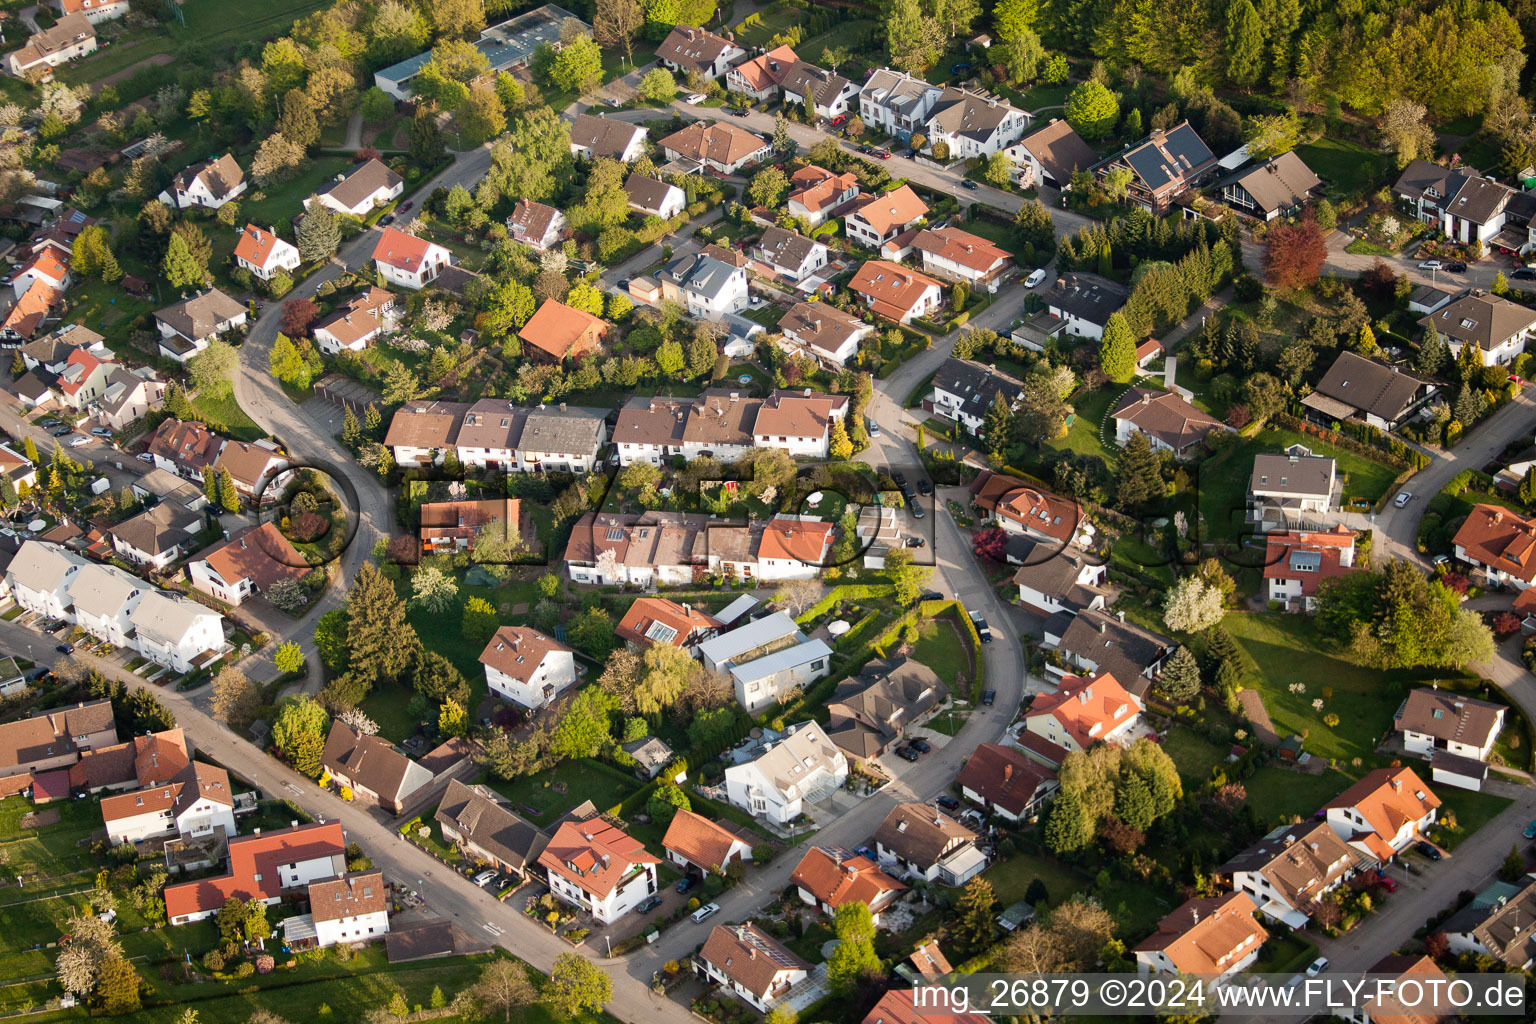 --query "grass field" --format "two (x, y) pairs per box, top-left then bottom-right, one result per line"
(189, 389), (265, 442)
(0, 797), (102, 879)
(1161, 725), (1228, 787)
(171, 0), (332, 46)
(1436, 788), (1515, 850)
(1296, 138), (1394, 195)
(488, 758), (642, 827)
(57, 37), (175, 87)
(909, 615), (972, 685)
(1048, 385), (1119, 462)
